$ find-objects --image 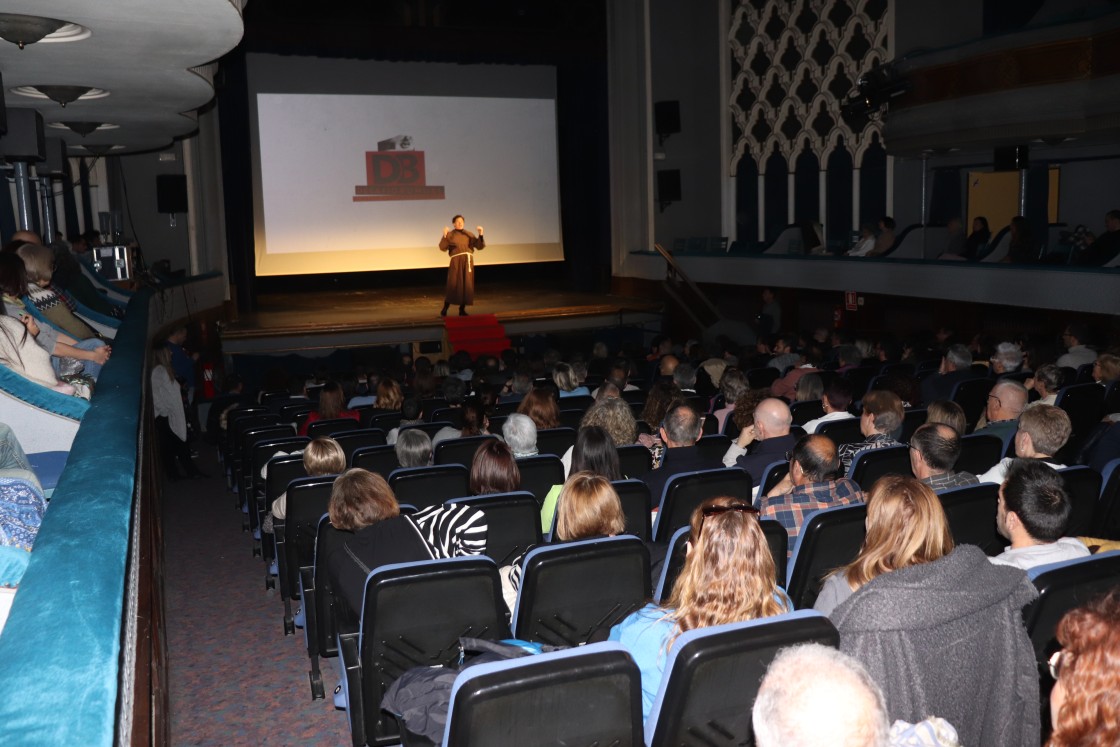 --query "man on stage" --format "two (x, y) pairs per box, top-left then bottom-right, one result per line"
(439, 215), (485, 316)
